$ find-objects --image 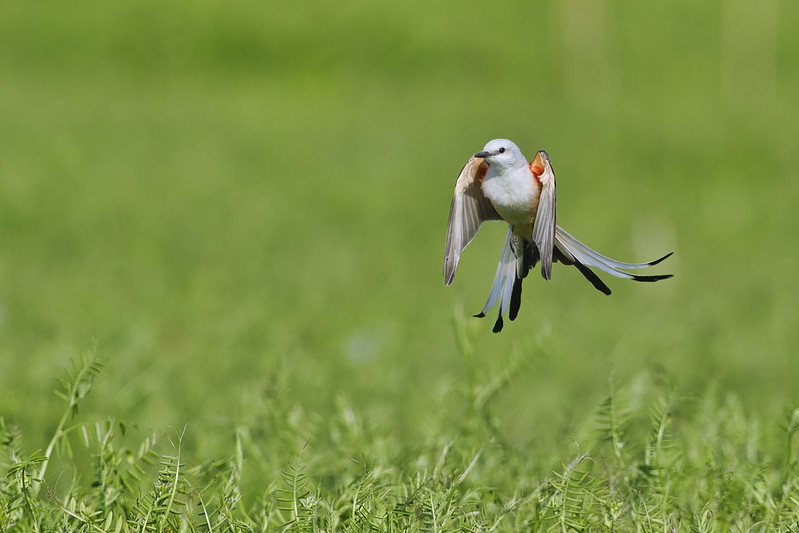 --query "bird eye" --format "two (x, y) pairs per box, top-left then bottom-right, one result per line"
(499, 147), (506, 153)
